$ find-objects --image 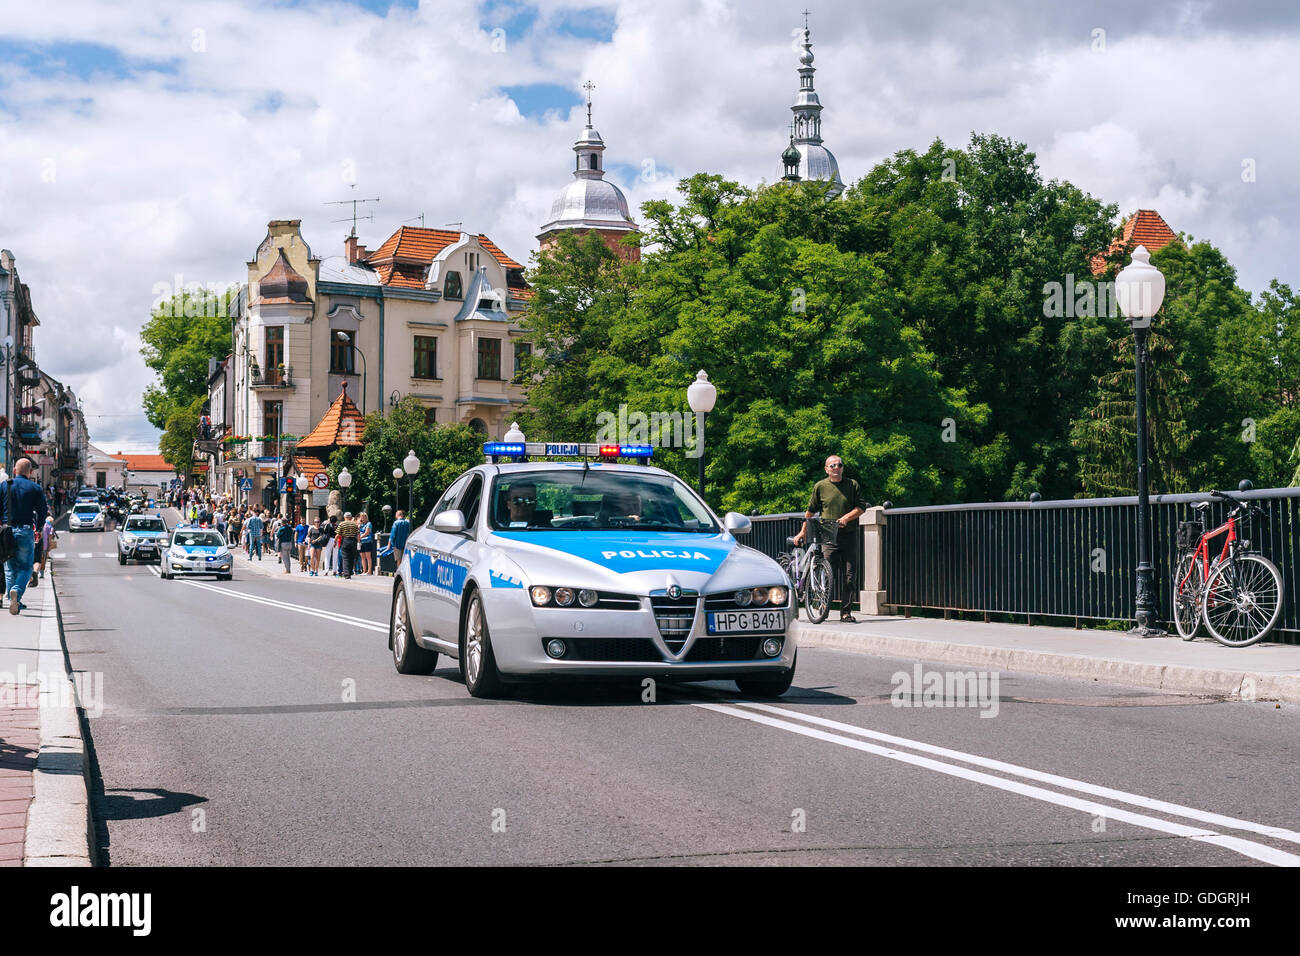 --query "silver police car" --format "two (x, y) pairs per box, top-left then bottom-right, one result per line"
(388, 443), (796, 699)
(161, 527), (233, 580)
(118, 514), (169, 564)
